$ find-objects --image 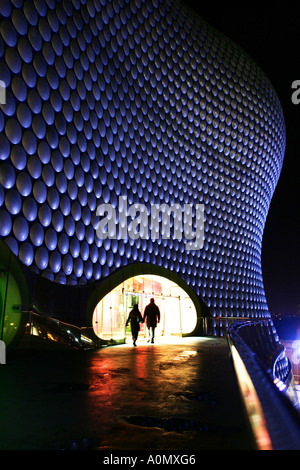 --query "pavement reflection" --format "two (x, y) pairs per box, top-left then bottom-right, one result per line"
(0, 337), (256, 450)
